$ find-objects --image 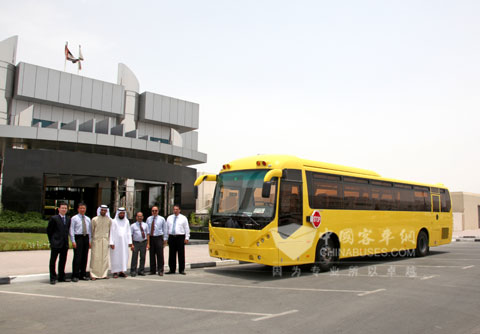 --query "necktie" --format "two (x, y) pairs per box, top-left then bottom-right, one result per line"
(62, 216), (66, 225)
(139, 223), (145, 239)
(172, 216), (177, 235)
(150, 216), (156, 237)
(81, 215), (87, 236)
